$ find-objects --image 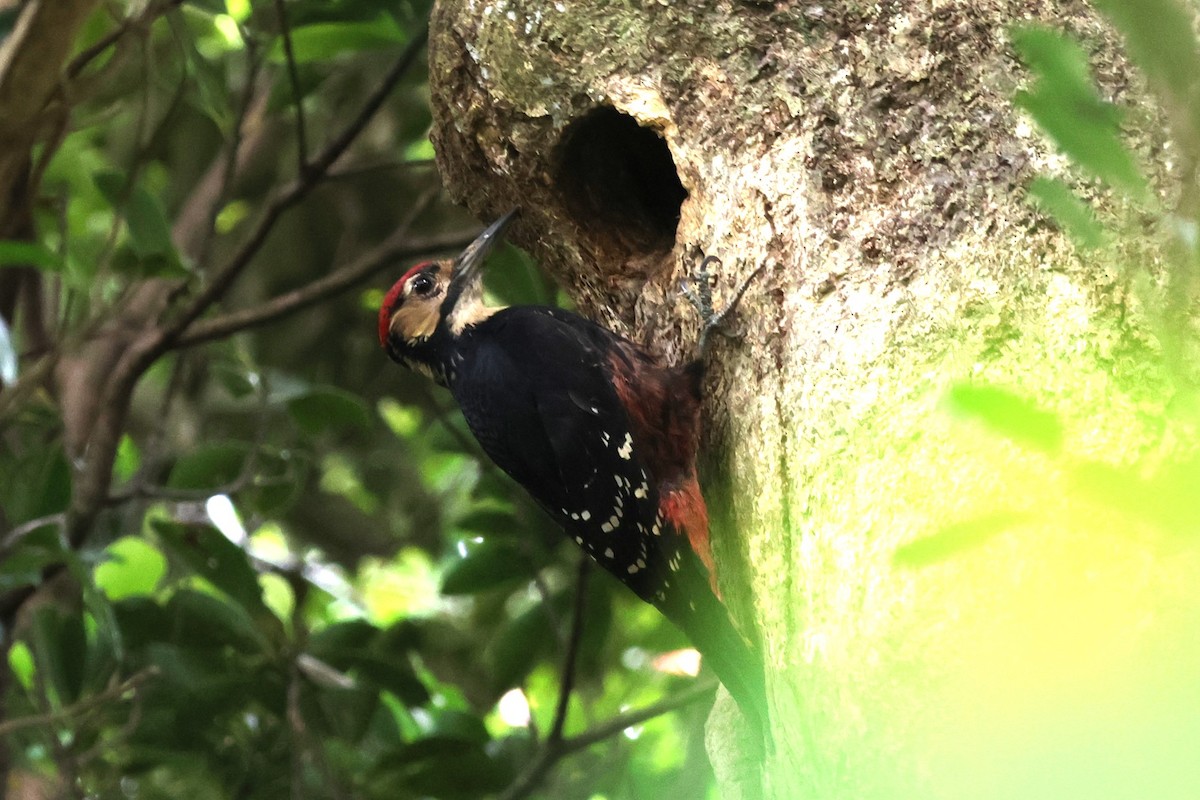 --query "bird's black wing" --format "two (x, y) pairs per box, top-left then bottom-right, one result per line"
(452, 307), (670, 596)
